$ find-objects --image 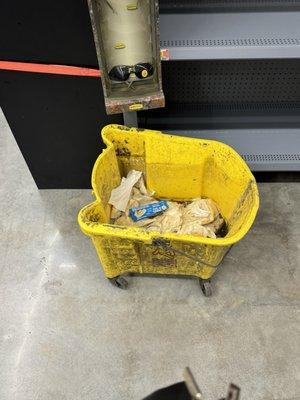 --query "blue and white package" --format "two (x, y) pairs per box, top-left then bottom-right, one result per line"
(129, 201), (169, 222)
